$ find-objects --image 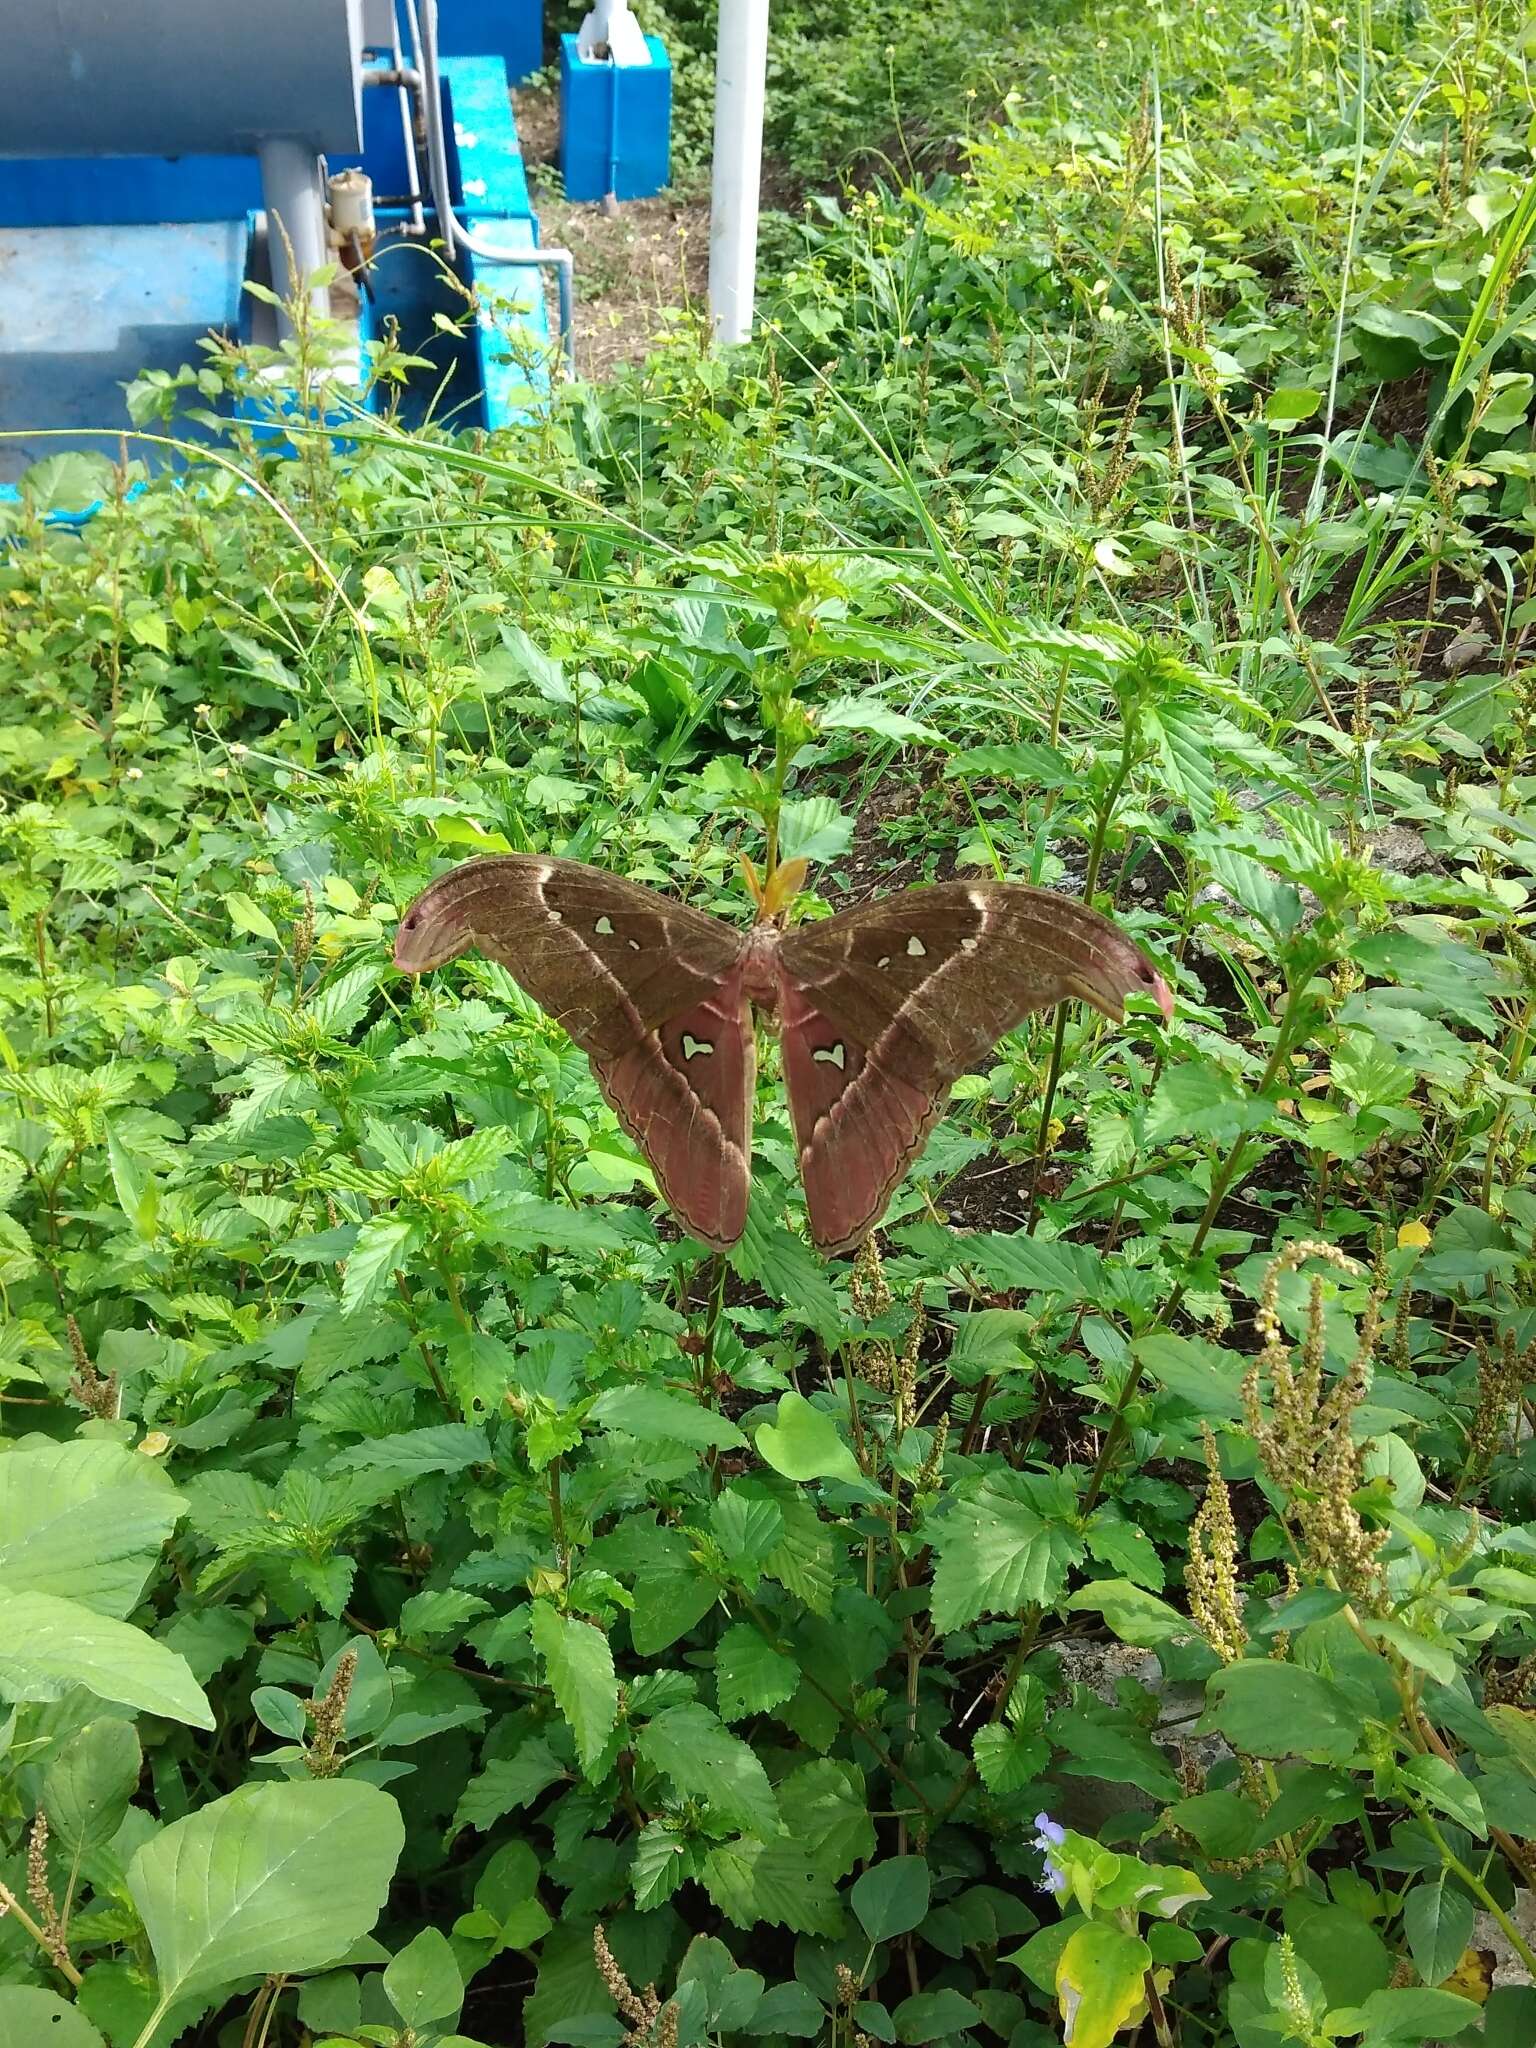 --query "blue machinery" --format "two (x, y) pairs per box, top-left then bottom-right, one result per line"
(0, 0), (669, 493)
